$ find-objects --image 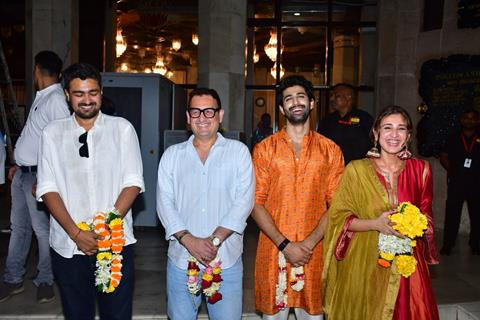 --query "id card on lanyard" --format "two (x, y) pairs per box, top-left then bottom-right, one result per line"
(461, 134), (477, 168)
